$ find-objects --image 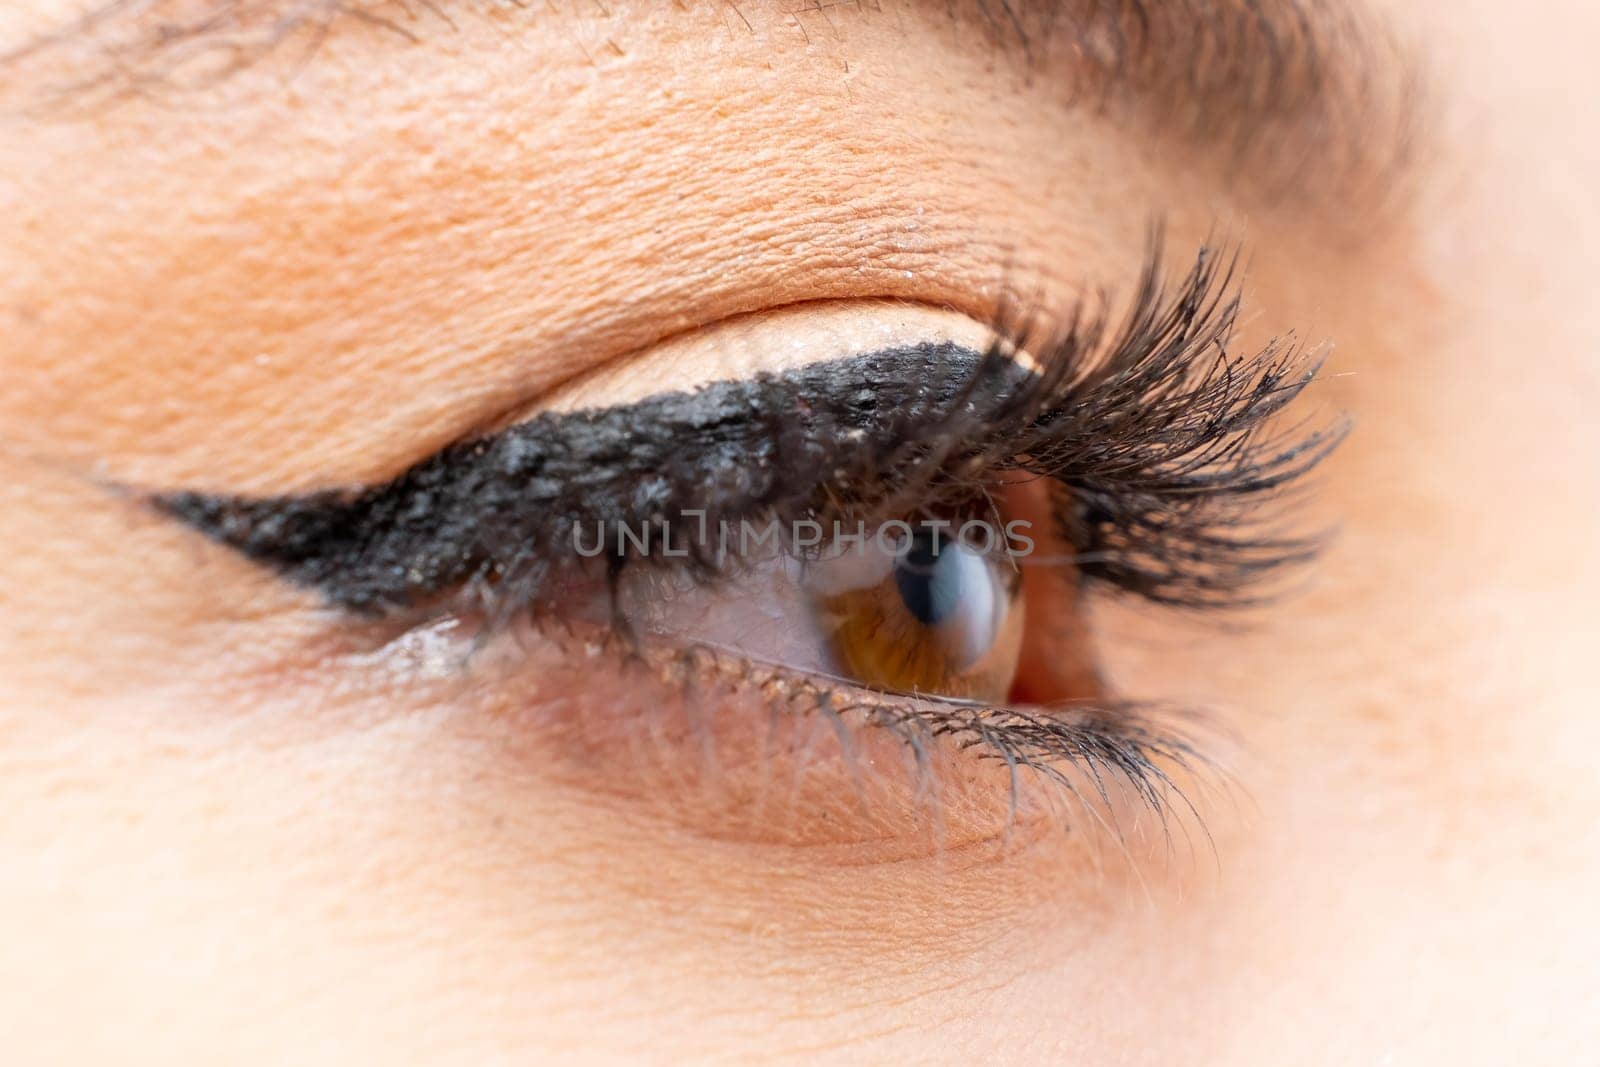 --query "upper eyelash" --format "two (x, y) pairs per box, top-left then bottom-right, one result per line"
(155, 234), (1344, 625)
(940, 239), (1347, 609)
